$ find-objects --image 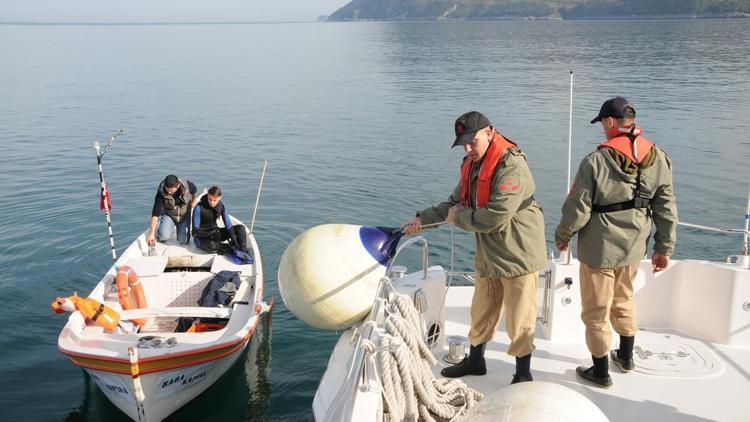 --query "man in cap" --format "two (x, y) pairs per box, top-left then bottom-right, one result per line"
(403, 111), (547, 384)
(555, 97), (677, 388)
